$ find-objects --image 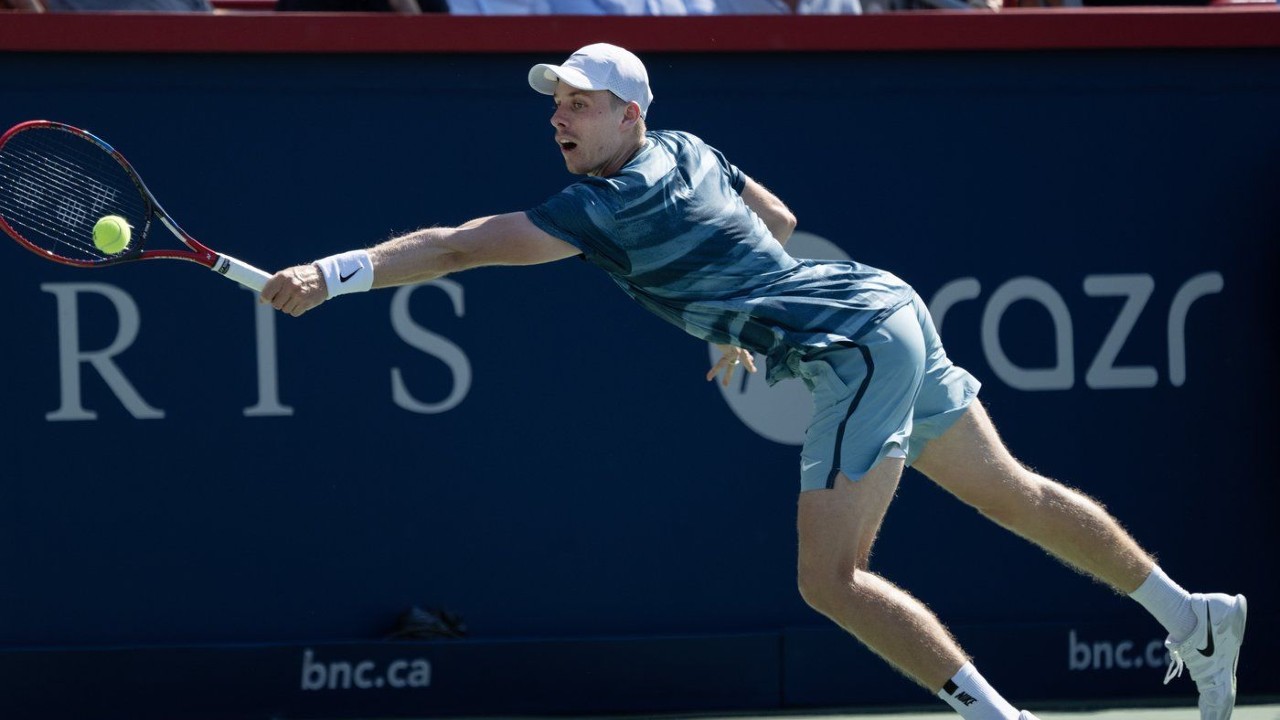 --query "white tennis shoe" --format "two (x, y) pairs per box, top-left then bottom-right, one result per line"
(1017, 712), (1042, 720)
(1163, 592), (1248, 720)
